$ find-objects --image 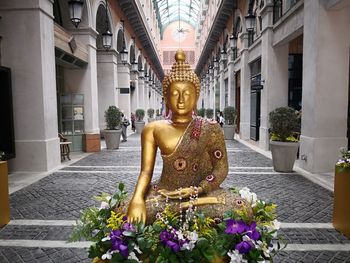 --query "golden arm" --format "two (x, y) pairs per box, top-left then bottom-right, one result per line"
(127, 124), (157, 223)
